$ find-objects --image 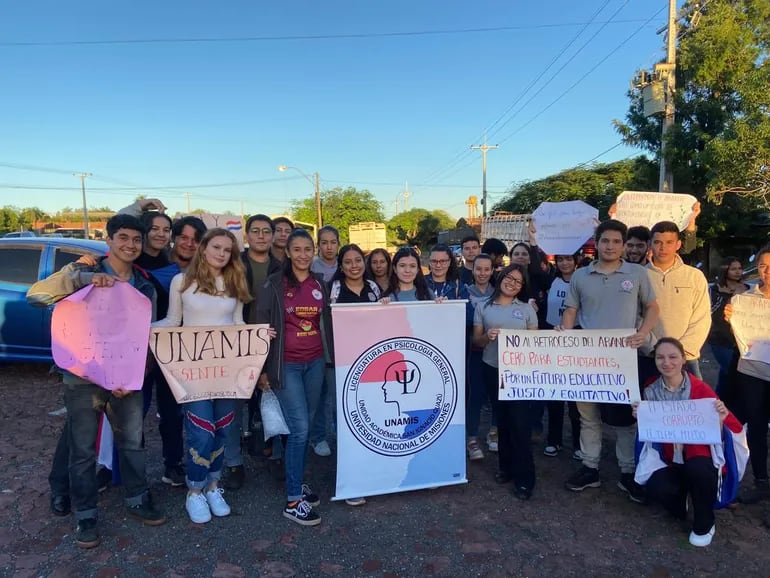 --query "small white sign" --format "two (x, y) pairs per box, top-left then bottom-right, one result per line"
(532, 201), (598, 255)
(614, 191), (696, 230)
(637, 398), (721, 445)
(730, 292), (770, 363)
